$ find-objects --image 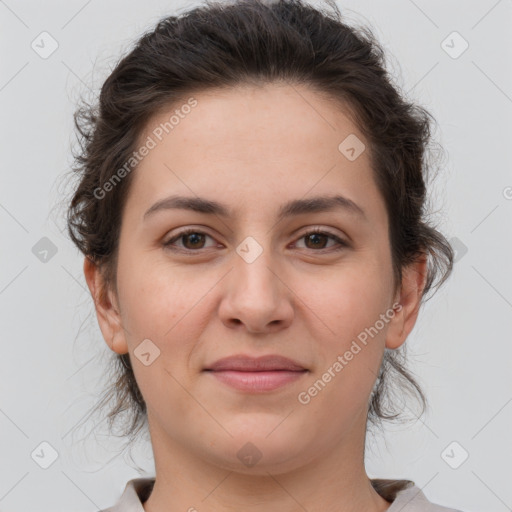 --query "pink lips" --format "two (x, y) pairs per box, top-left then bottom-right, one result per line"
(204, 355), (308, 392)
